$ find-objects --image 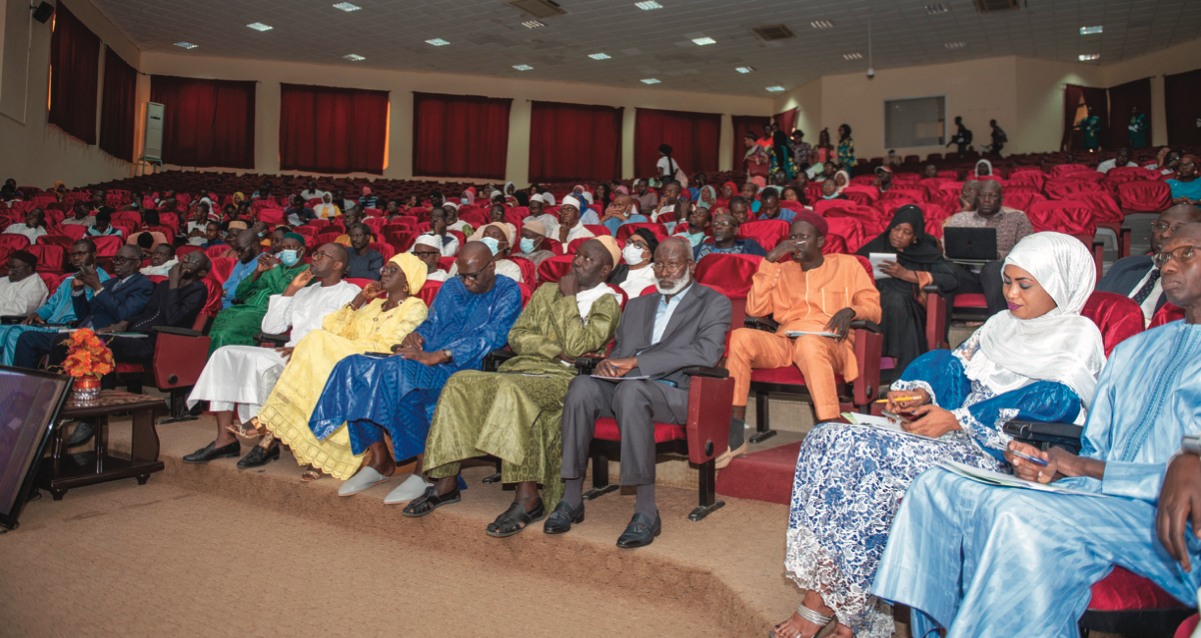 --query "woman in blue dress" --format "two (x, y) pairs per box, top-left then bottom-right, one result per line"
(1167, 154), (1201, 205)
(770, 232), (1106, 638)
